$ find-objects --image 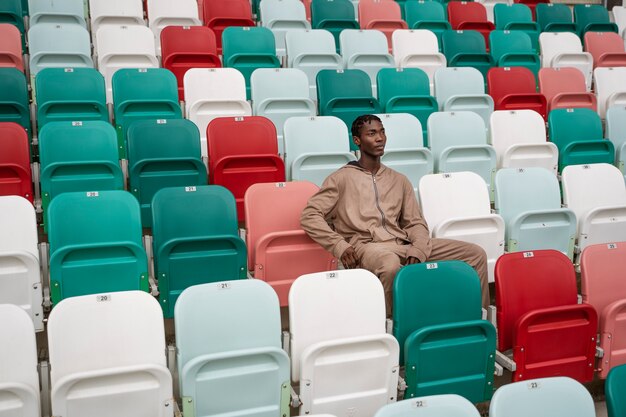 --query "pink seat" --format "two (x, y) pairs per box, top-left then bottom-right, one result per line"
(0, 122), (32, 202)
(358, 0), (408, 51)
(538, 67), (597, 112)
(581, 242), (626, 379)
(448, 2), (495, 49)
(0, 24), (23, 72)
(245, 181), (337, 305)
(584, 31), (626, 68)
